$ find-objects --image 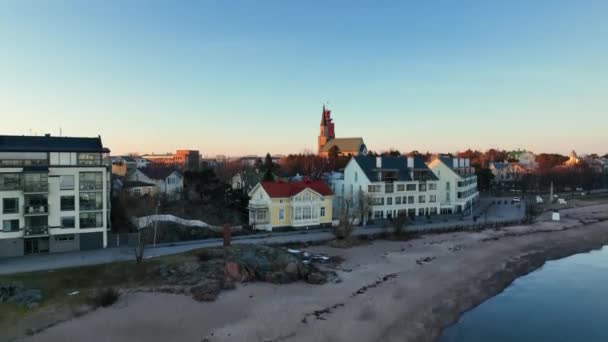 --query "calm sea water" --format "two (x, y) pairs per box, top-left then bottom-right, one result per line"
(440, 246), (608, 342)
